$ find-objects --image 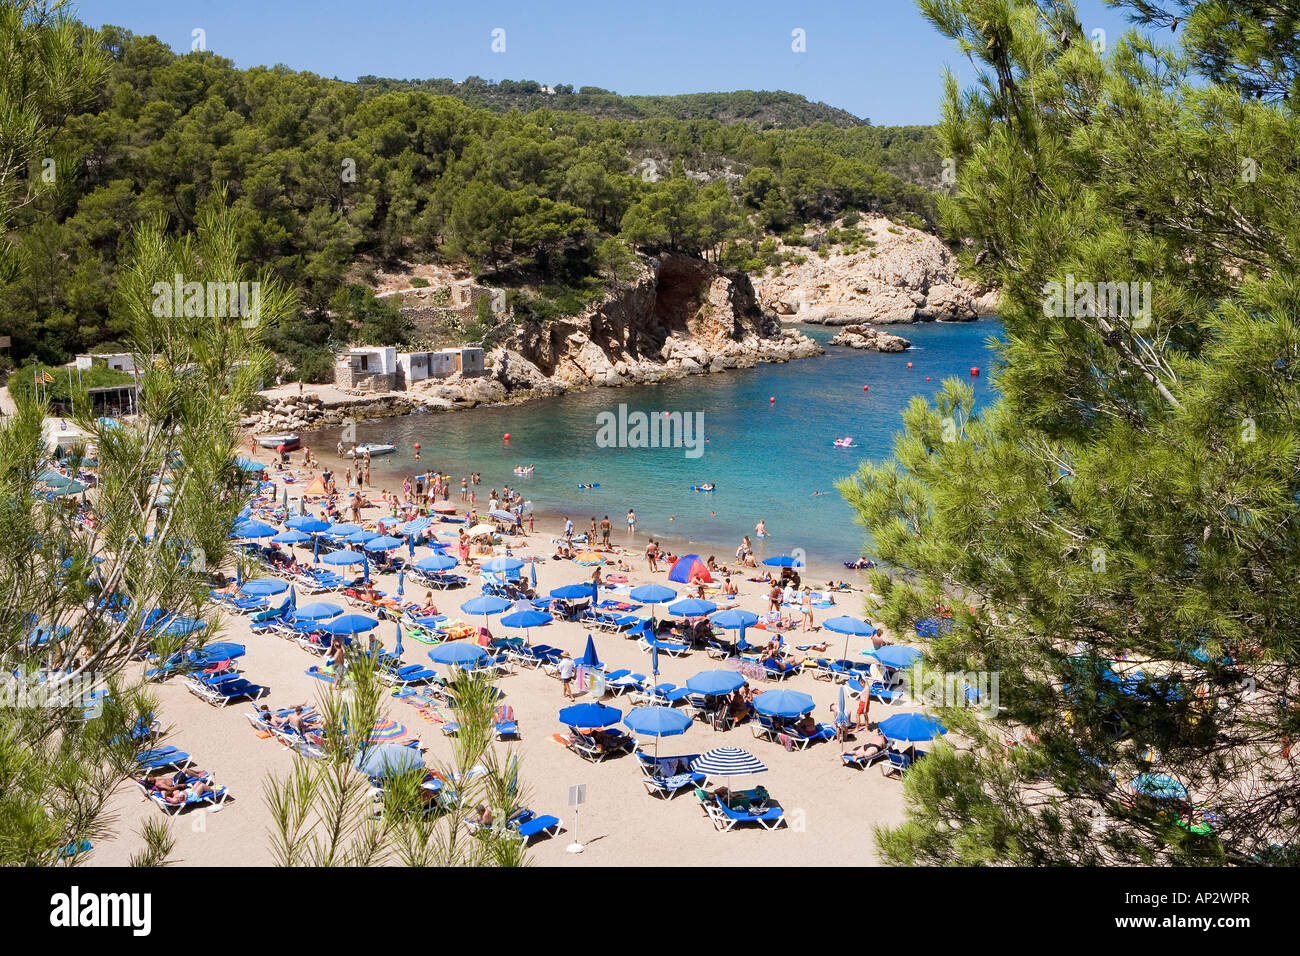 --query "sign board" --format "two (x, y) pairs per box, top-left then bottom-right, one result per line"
(568, 784), (586, 807)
